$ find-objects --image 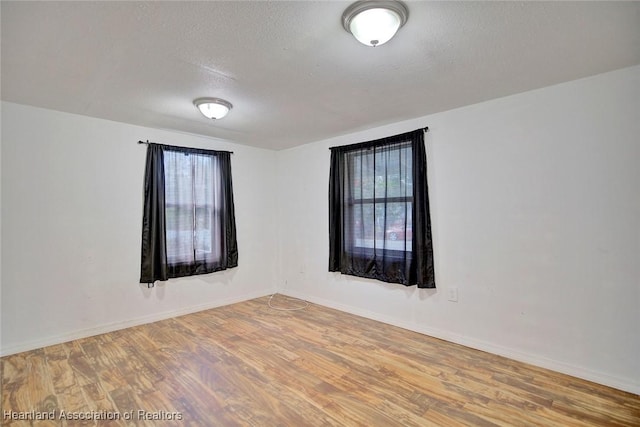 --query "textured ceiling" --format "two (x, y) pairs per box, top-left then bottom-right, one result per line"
(2, 1), (639, 150)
